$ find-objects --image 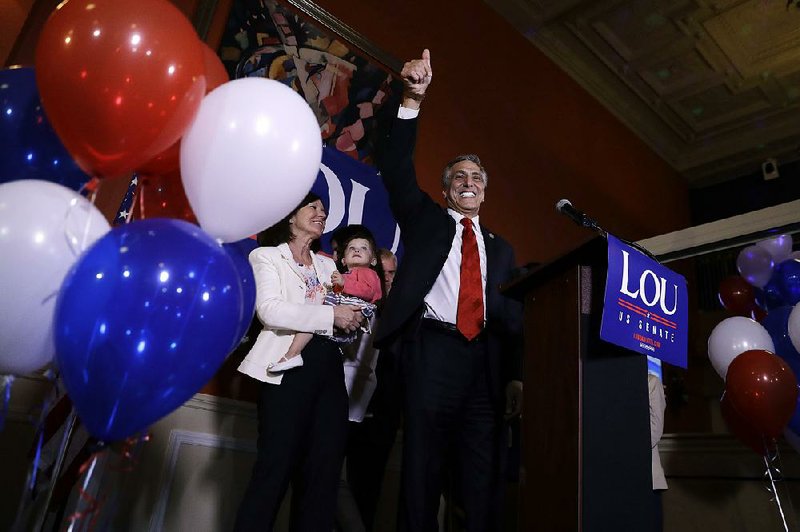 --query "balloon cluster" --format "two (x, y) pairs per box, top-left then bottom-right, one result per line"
(711, 235), (800, 454)
(0, 0), (324, 442)
(0, 67), (90, 191)
(721, 235), (800, 317)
